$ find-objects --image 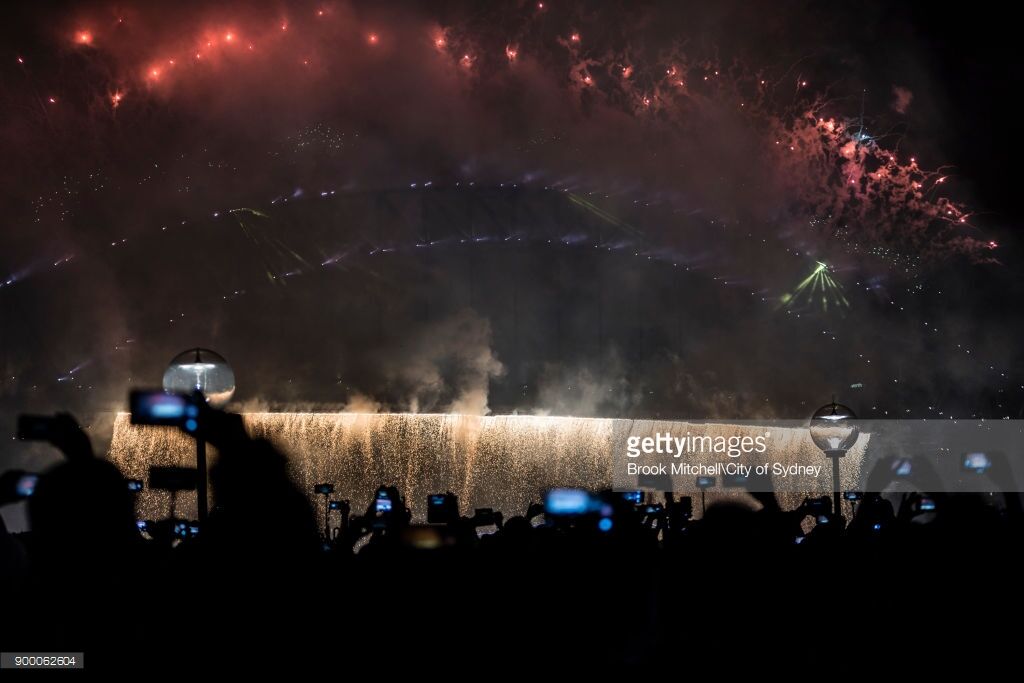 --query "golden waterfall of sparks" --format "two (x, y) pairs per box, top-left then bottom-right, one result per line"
(108, 412), (863, 525)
